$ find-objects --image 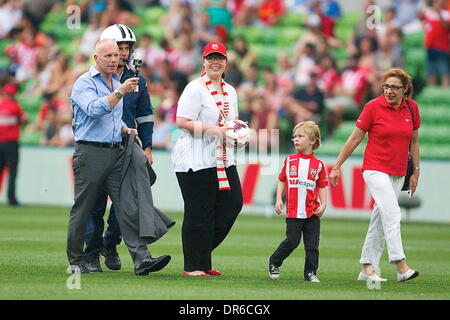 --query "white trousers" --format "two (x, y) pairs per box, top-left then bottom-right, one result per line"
(360, 170), (406, 266)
